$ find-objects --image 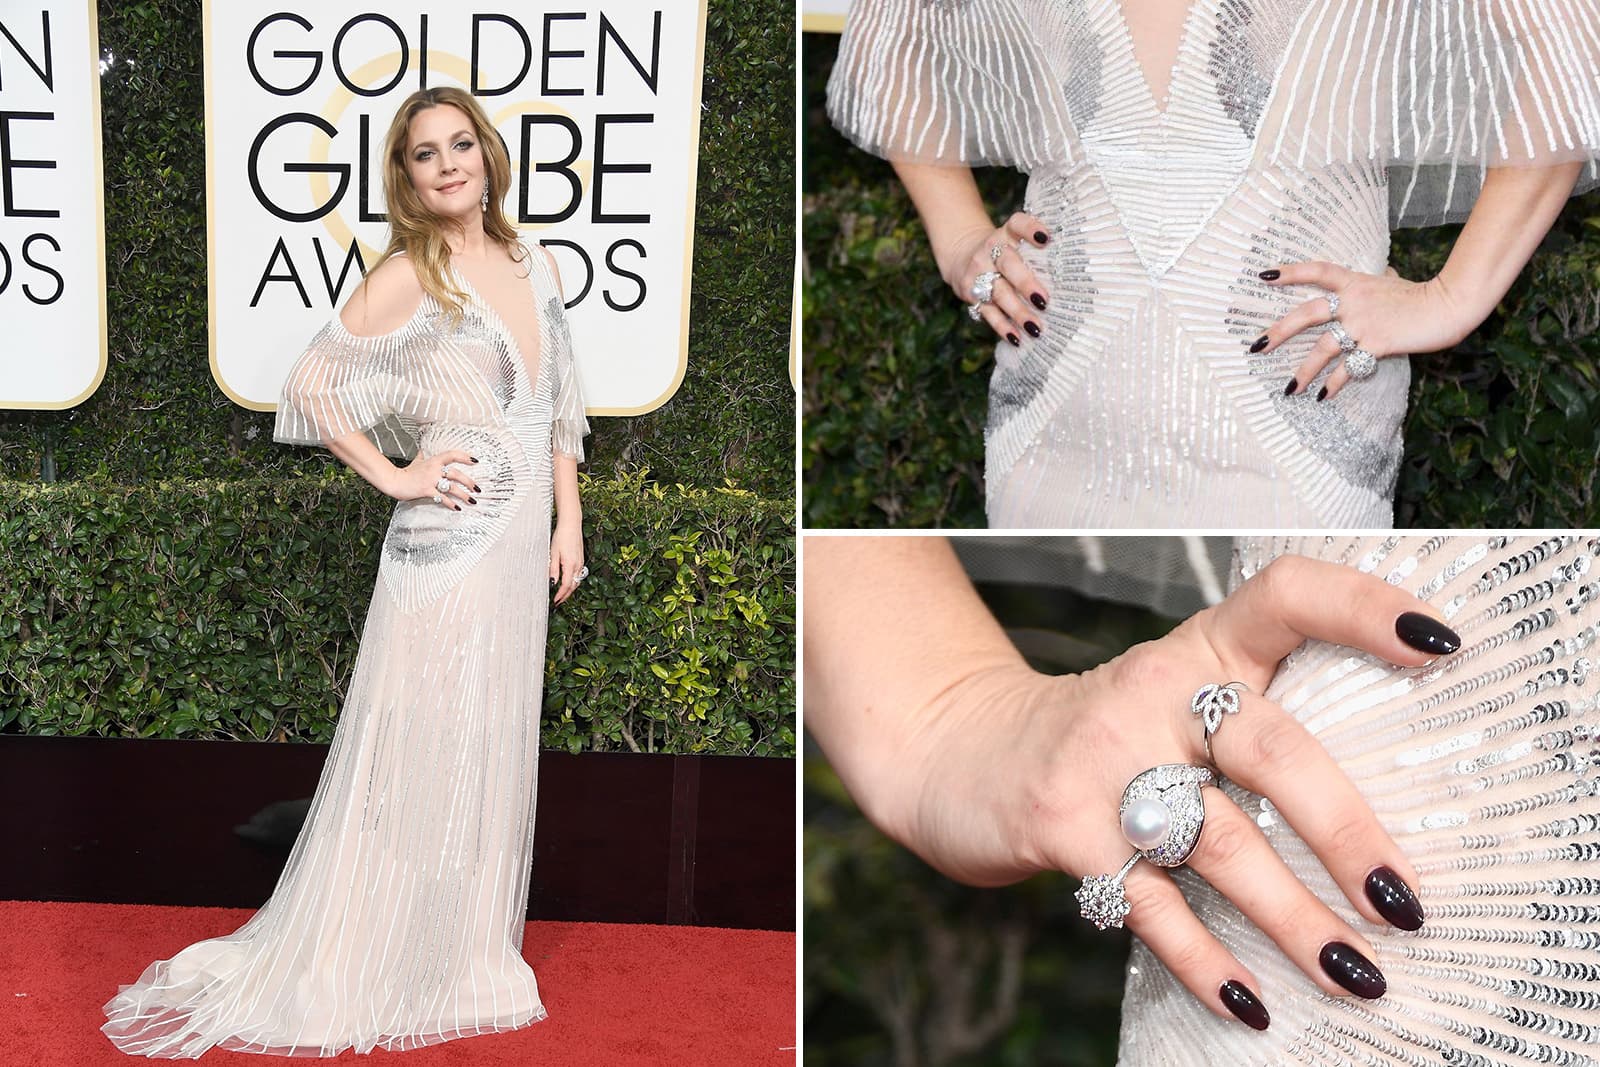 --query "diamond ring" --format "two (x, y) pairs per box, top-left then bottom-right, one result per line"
(989, 243), (1005, 264)
(970, 270), (1000, 304)
(1191, 682), (1247, 766)
(1345, 347), (1378, 380)
(1325, 292), (1341, 318)
(435, 476), (452, 494)
(1078, 764), (1215, 930)
(1328, 320), (1356, 353)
